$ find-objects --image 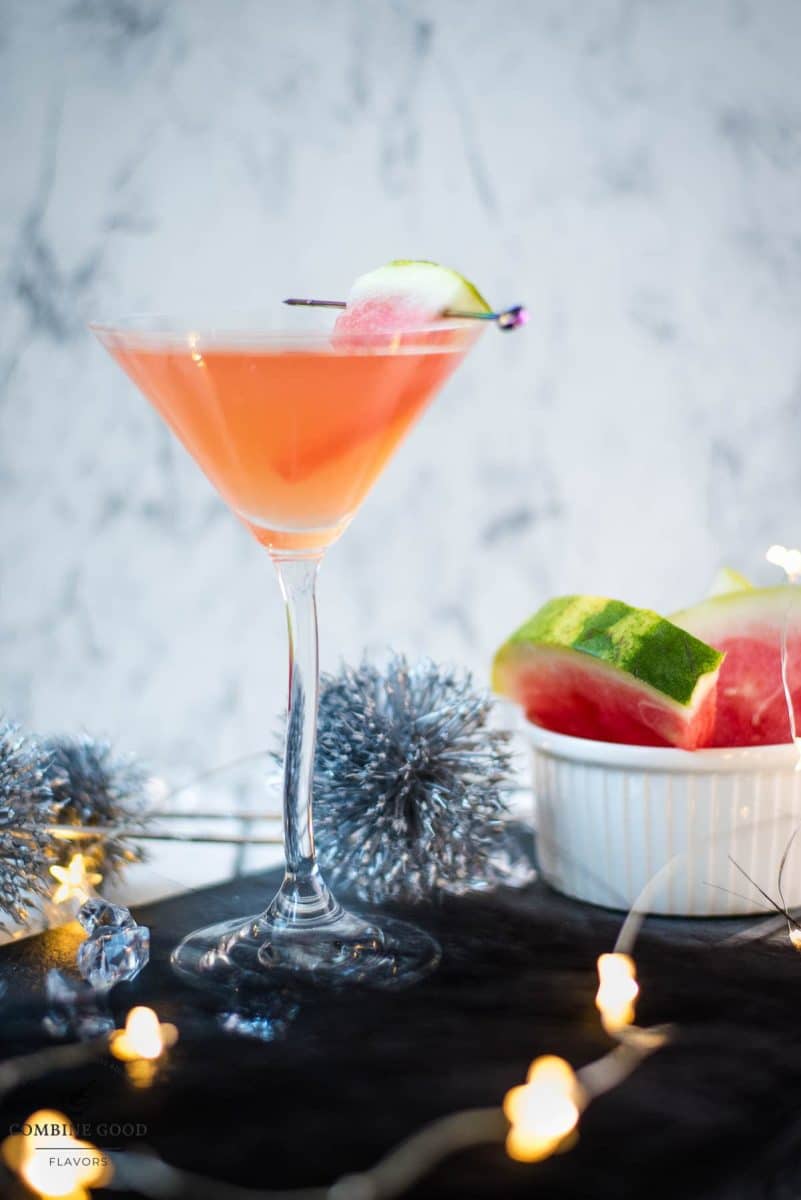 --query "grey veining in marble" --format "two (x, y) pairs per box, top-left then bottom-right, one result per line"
(3, 0), (801, 773)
